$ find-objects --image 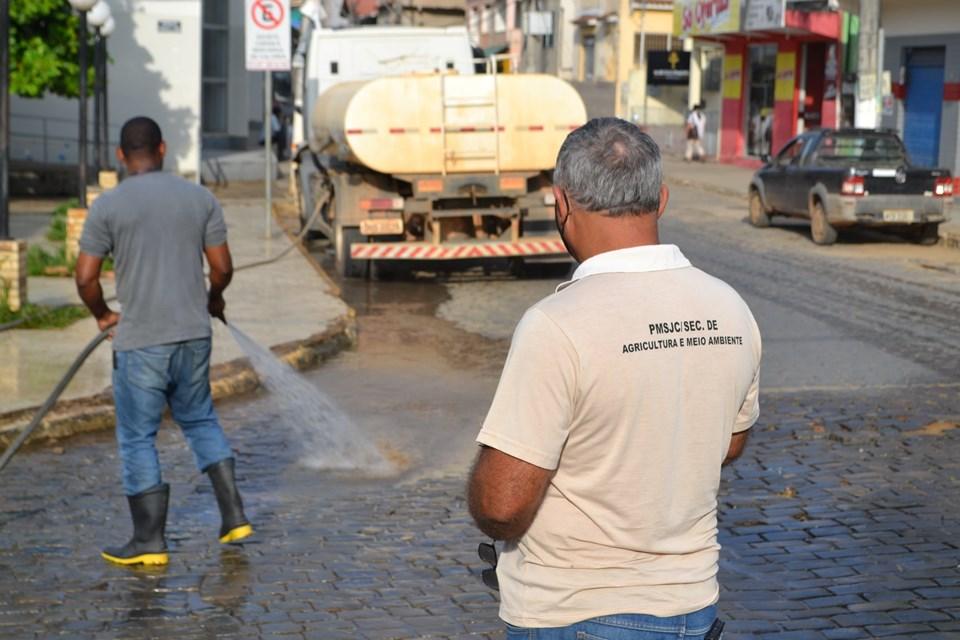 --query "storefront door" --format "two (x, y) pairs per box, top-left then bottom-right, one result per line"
(903, 47), (945, 168)
(746, 44), (777, 157)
